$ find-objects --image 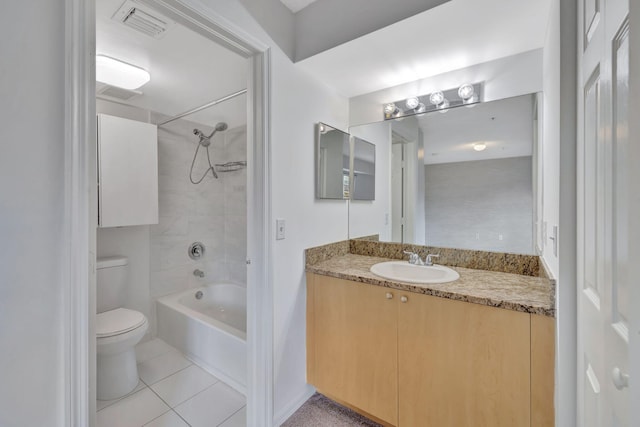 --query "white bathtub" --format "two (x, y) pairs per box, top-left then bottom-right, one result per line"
(157, 283), (246, 394)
